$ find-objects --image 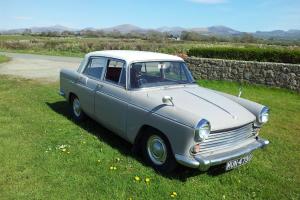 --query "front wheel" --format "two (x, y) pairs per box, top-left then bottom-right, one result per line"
(71, 96), (86, 122)
(142, 130), (177, 173)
